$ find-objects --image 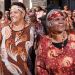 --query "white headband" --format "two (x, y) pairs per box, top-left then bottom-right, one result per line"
(10, 5), (25, 14)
